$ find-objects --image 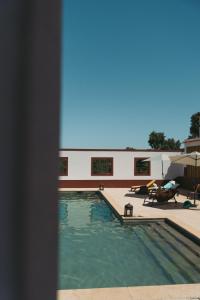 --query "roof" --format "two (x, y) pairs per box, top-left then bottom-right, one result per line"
(59, 148), (183, 152)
